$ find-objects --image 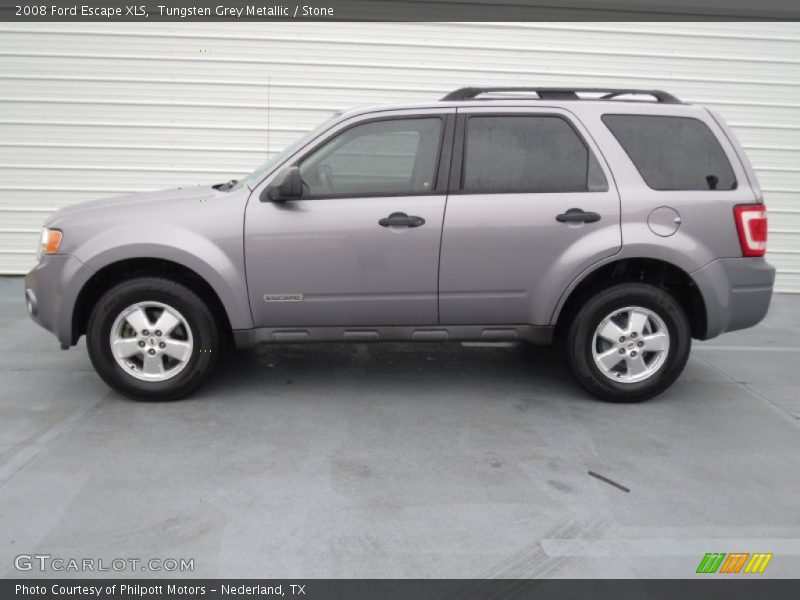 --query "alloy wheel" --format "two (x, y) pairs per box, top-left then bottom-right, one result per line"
(591, 306), (670, 383)
(109, 301), (194, 382)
